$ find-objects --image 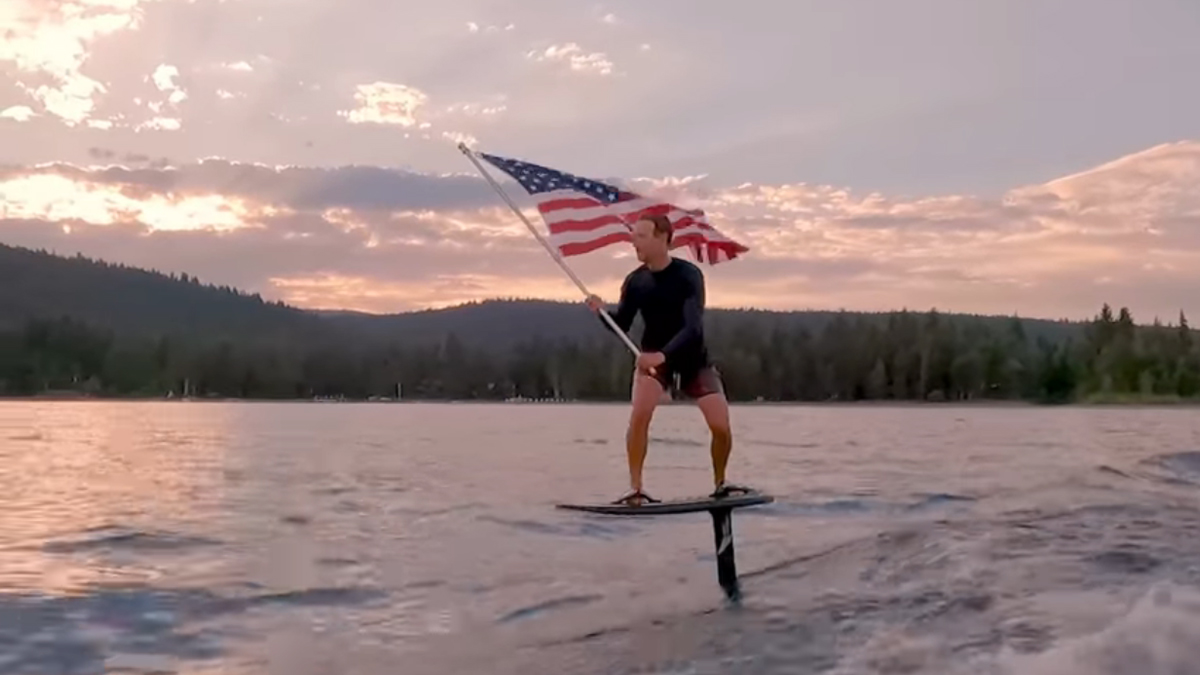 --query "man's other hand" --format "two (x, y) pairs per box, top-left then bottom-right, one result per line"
(585, 294), (605, 312)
